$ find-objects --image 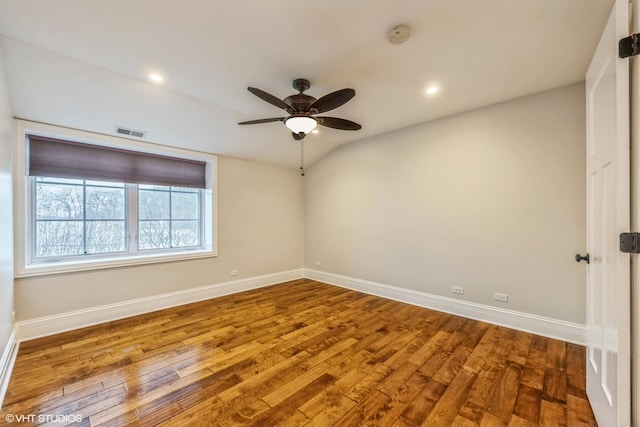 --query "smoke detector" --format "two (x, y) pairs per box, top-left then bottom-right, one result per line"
(388, 25), (411, 45)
